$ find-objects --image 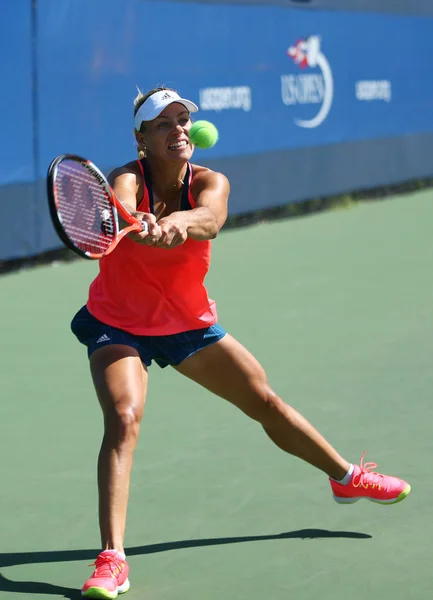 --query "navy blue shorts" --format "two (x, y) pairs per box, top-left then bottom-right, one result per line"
(70, 306), (226, 368)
